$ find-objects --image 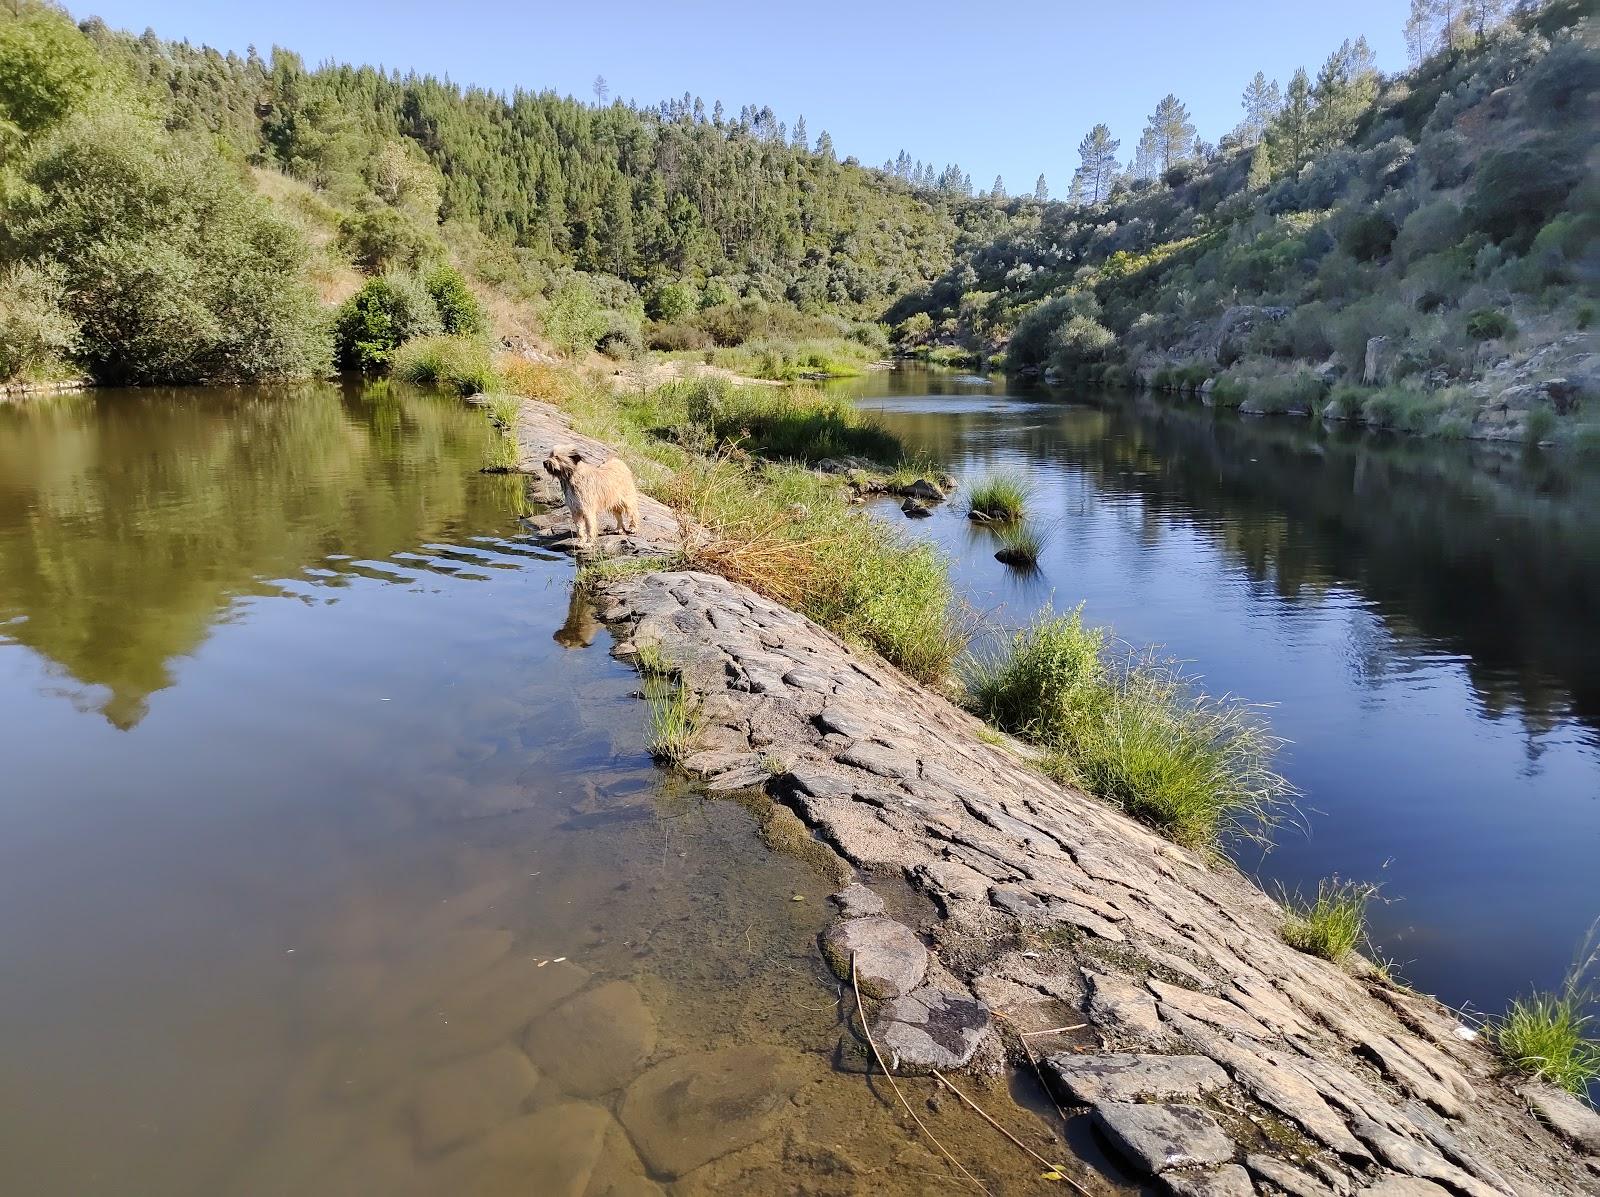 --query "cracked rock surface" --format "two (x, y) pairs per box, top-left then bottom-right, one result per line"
(510, 398), (1600, 1197)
